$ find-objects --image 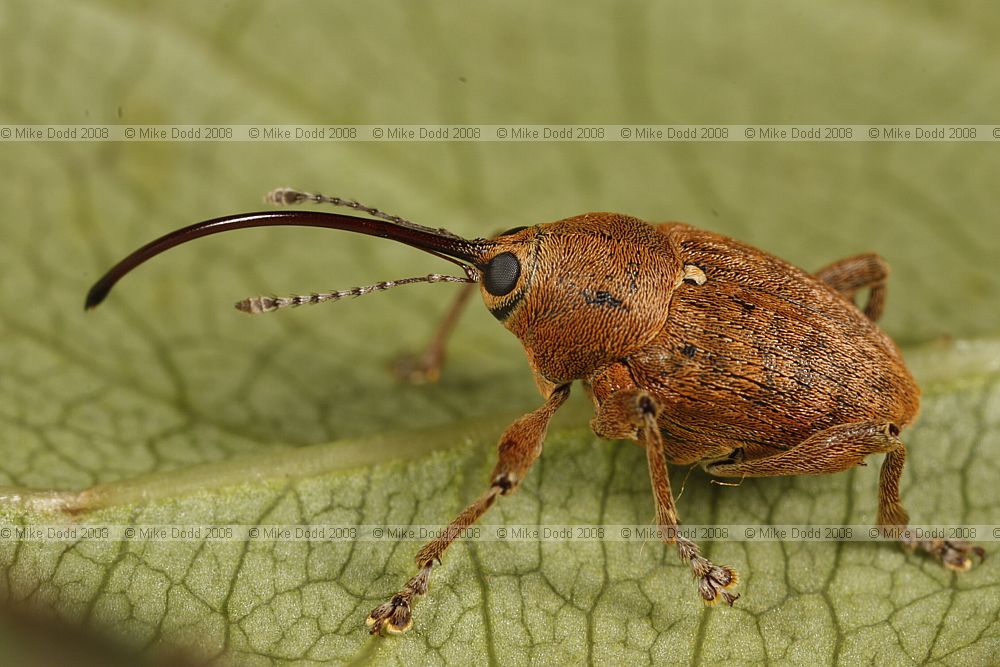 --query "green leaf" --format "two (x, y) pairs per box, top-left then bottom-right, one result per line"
(2, 1), (999, 665)
(1, 344), (998, 664)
